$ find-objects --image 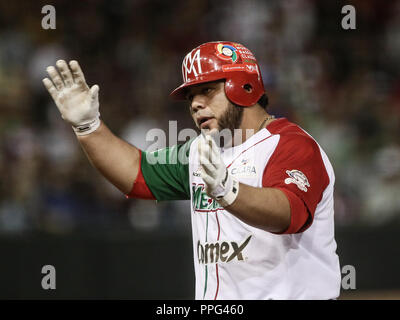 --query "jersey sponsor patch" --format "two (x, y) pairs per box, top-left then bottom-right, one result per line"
(229, 157), (257, 178)
(197, 235), (252, 265)
(284, 169), (310, 192)
(193, 166), (202, 177)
